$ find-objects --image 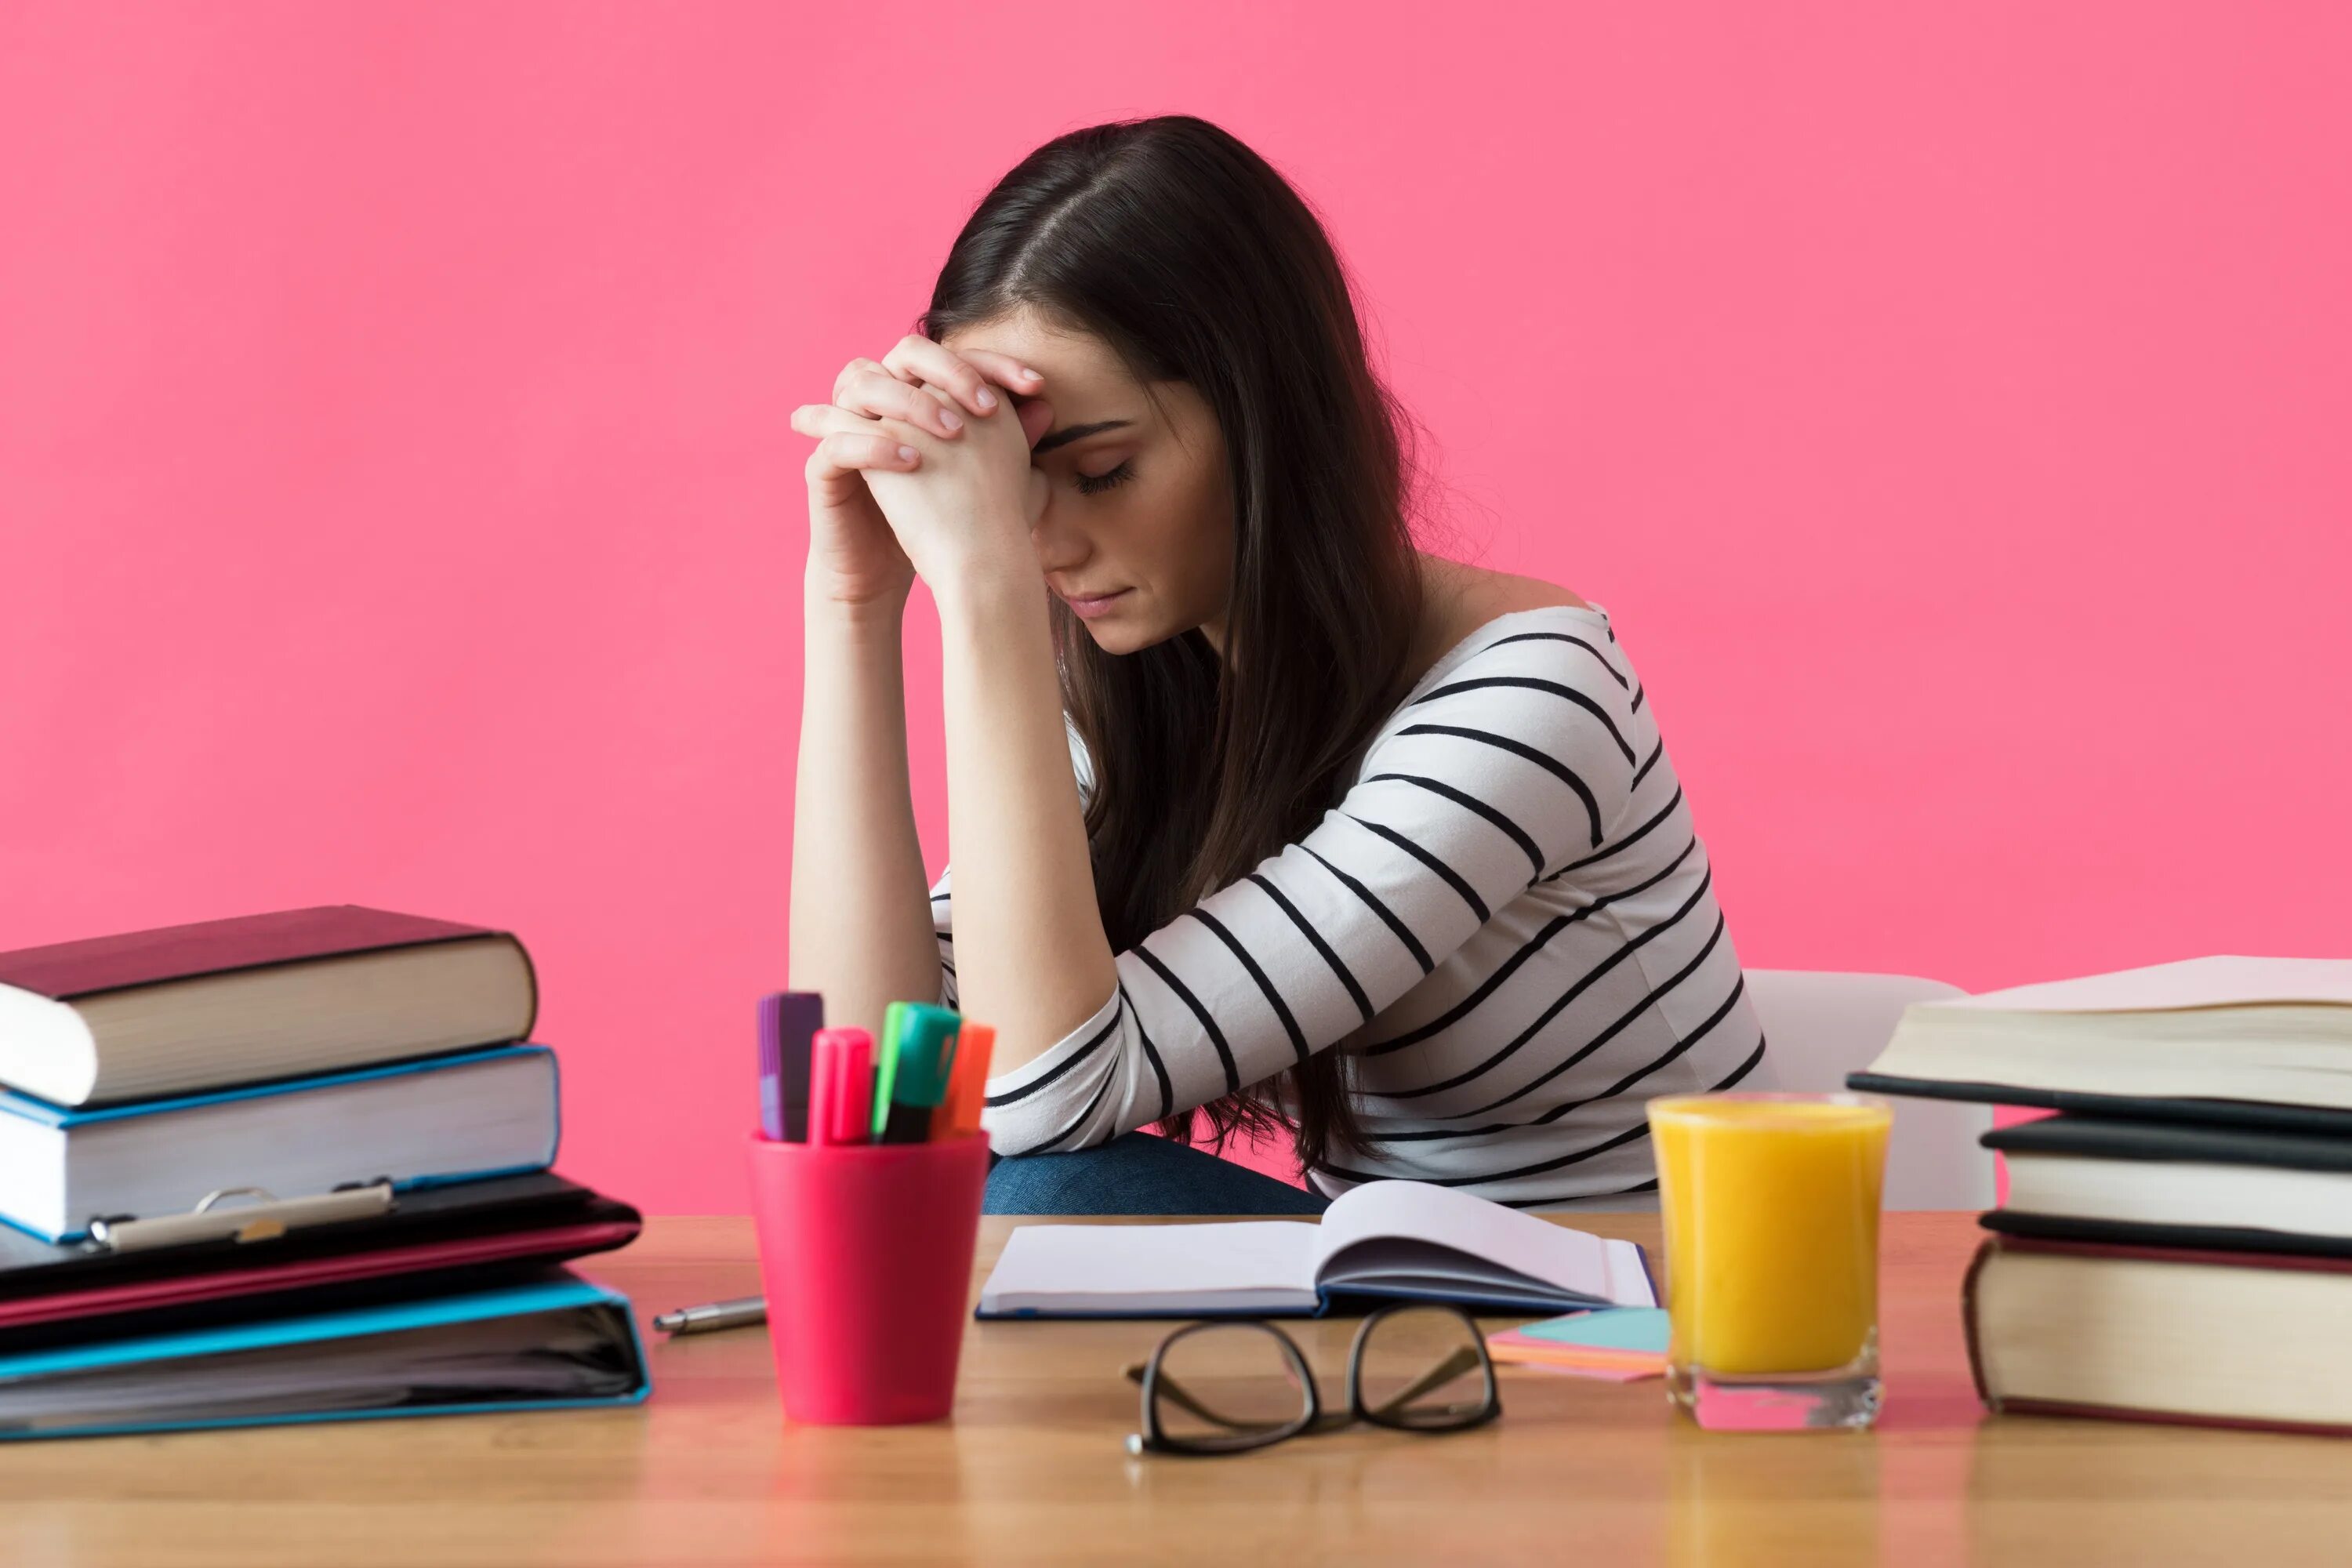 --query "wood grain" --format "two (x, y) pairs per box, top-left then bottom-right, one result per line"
(1, 1213), (2346, 1567)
